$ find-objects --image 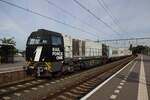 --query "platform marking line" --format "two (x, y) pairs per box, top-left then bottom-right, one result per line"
(109, 61), (137, 99)
(109, 60), (138, 99)
(117, 86), (122, 89)
(121, 80), (126, 83)
(81, 57), (137, 100)
(120, 83), (124, 85)
(110, 94), (117, 99)
(114, 90), (120, 94)
(138, 55), (149, 100)
(121, 61), (137, 82)
(124, 77), (127, 80)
